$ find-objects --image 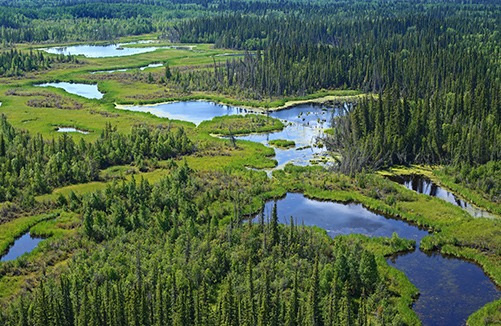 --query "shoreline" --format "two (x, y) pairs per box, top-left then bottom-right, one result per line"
(114, 93), (366, 113)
